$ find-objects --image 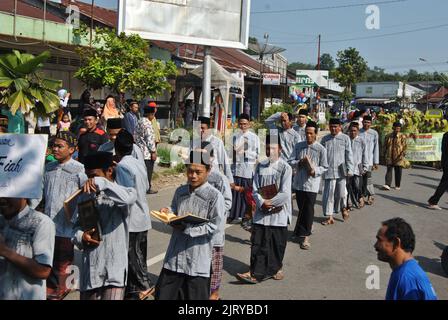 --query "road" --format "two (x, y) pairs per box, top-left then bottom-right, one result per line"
(66, 164), (448, 300)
